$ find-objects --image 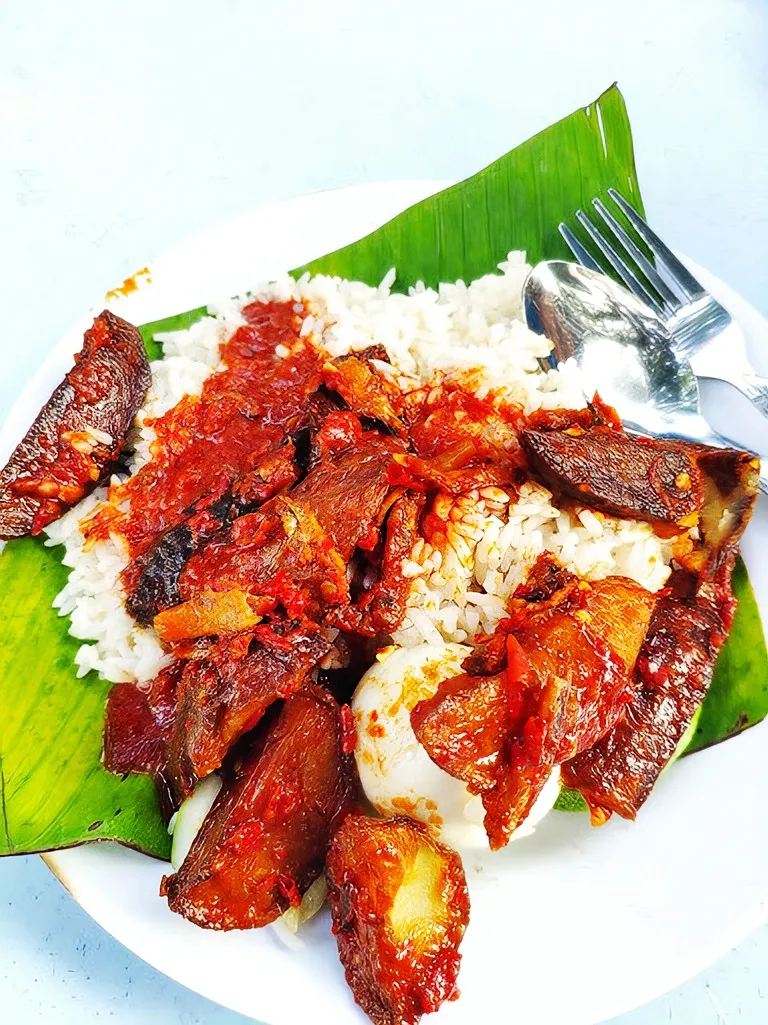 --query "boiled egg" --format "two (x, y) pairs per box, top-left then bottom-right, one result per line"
(352, 643), (560, 850)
